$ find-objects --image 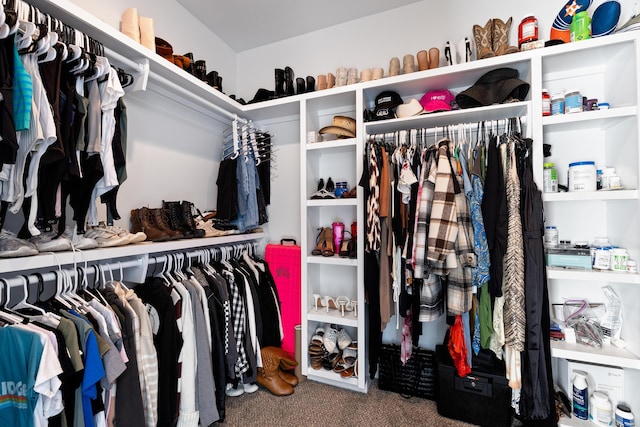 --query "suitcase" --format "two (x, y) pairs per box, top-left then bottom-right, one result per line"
(265, 238), (301, 356)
